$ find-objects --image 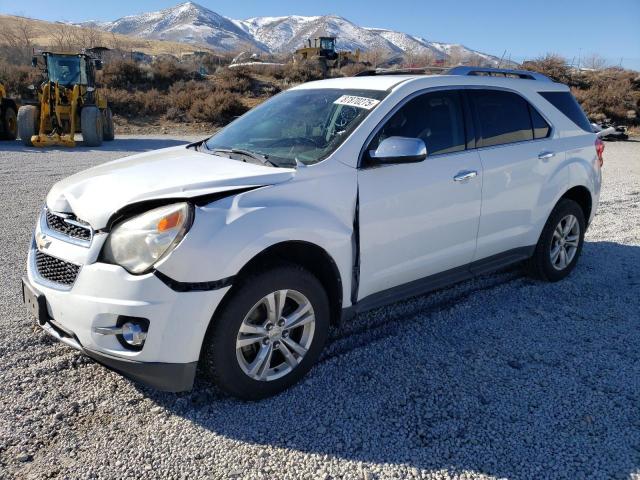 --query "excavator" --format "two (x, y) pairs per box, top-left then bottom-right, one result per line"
(18, 51), (114, 147)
